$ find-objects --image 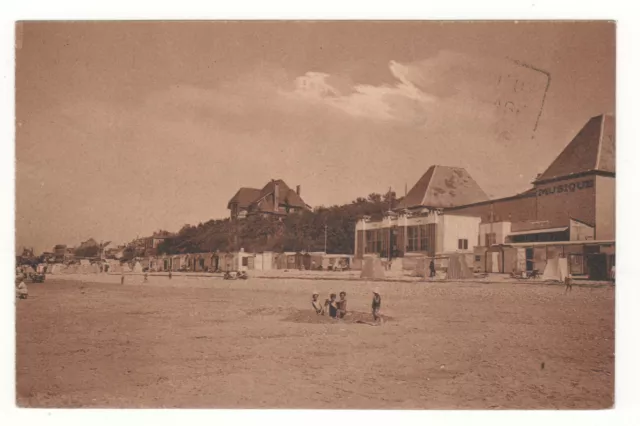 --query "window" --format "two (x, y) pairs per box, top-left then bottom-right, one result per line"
(366, 229), (382, 254)
(485, 233), (496, 247)
(419, 224), (429, 252)
(458, 239), (468, 250)
(407, 226), (419, 252)
(365, 229), (389, 255)
(475, 255), (481, 262)
(379, 229), (389, 257)
(242, 257), (249, 267)
(374, 229), (383, 254)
